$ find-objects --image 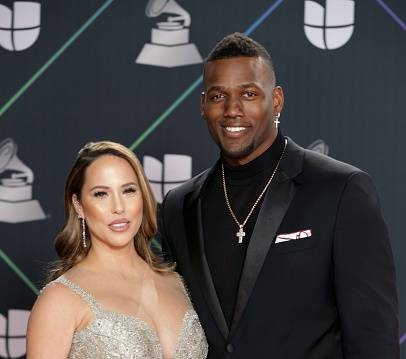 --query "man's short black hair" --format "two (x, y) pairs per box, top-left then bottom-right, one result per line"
(205, 32), (276, 82)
